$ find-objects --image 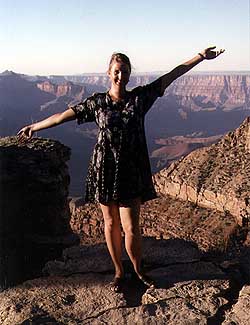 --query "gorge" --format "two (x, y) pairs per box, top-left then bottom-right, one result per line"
(1, 70), (250, 197)
(0, 115), (249, 324)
